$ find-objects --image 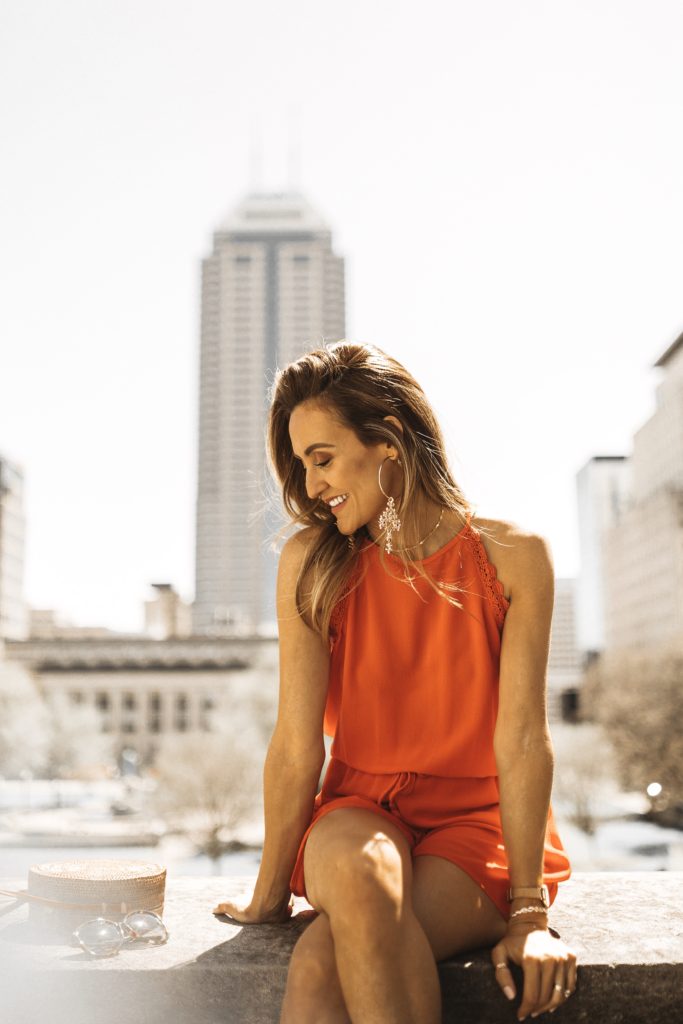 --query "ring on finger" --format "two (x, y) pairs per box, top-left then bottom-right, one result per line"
(564, 988), (571, 998)
(495, 963), (507, 970)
